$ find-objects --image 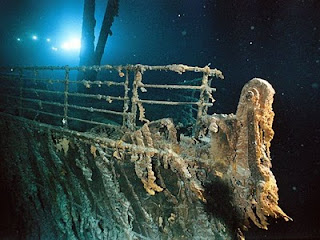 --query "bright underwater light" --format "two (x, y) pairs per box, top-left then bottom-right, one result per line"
(61, 38), (81, 51)
(32, 35), (38, 40)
